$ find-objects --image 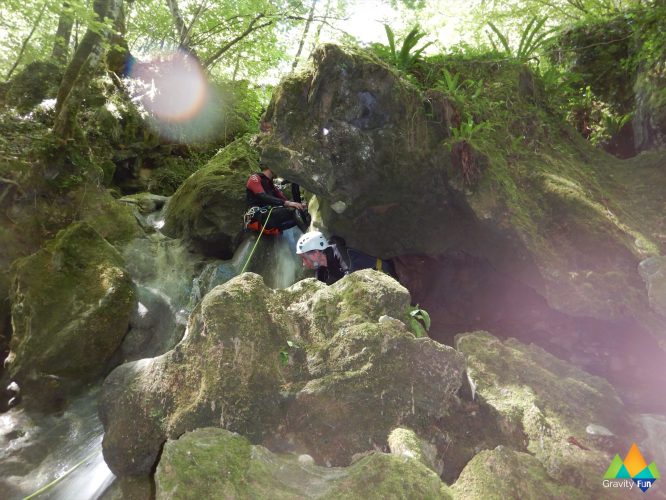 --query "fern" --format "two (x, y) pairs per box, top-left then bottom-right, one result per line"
(383, 24), (432, 71)
(486, 16), (555, 62)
